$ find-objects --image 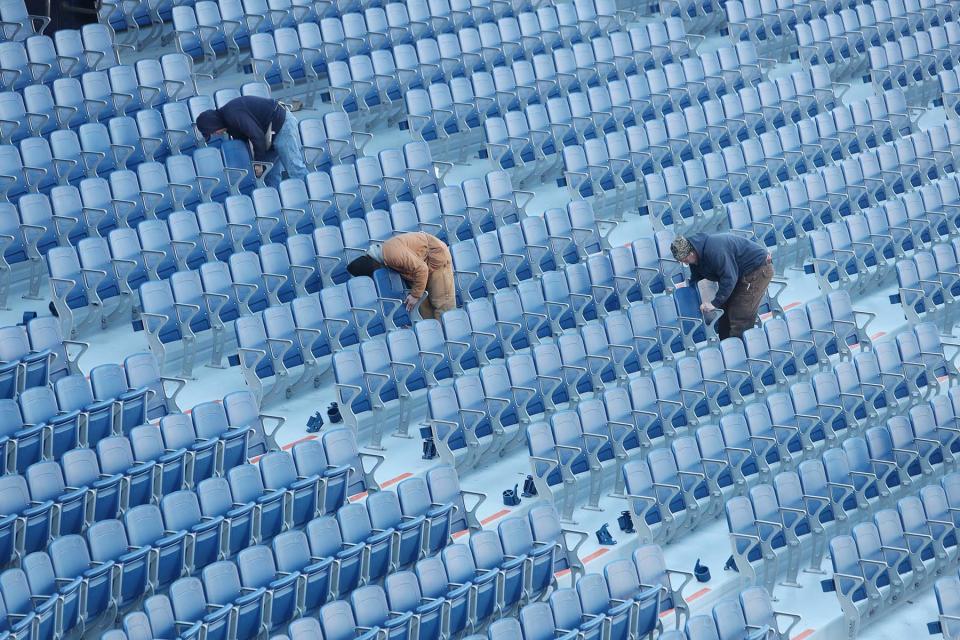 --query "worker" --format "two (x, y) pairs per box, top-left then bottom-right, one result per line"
(195, 96), (308, 189)
(670, 233), (774, 340)
(347, 232), (456, 320)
